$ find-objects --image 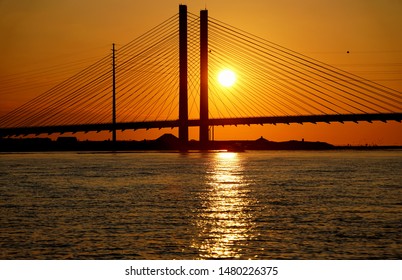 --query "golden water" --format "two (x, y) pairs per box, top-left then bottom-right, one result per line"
(0, 150), (401, 259)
